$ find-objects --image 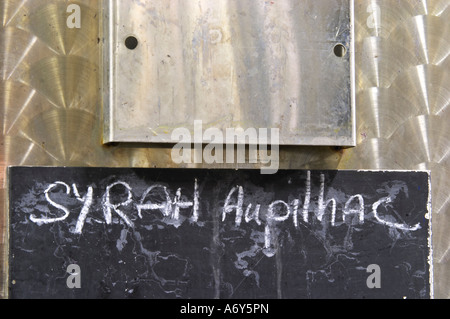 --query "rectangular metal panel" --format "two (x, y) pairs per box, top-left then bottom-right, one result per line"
(102, 0), (355, 146)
